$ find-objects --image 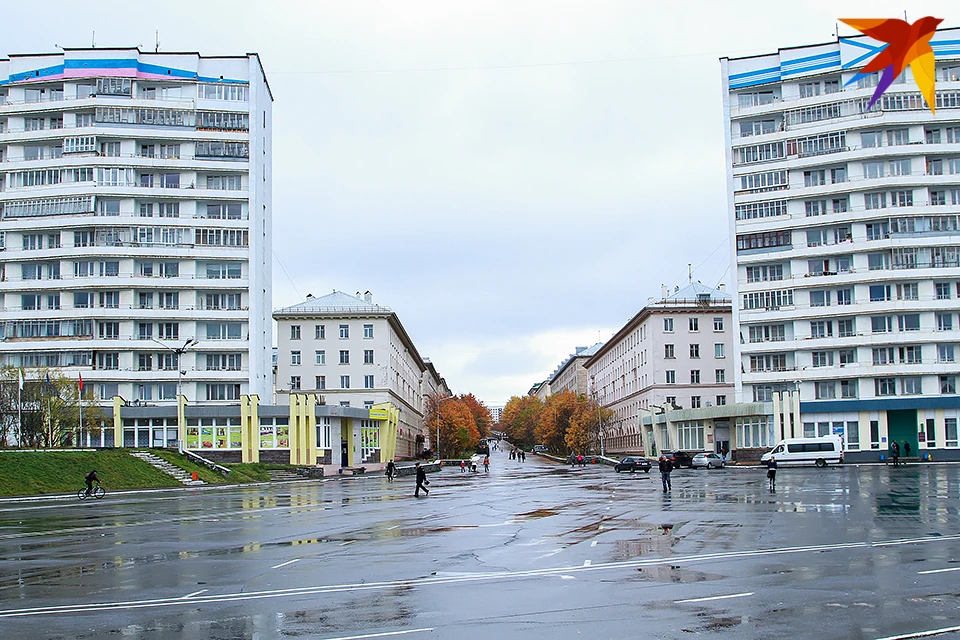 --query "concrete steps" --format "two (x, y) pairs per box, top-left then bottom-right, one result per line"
(267, 470), (307, 482)
(131, 451), (205, 486)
